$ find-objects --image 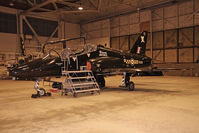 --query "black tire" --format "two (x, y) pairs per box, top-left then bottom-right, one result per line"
(38, 88), (46, 96)
(96, 75), (105, 88)
(128, 82), (135, 91)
